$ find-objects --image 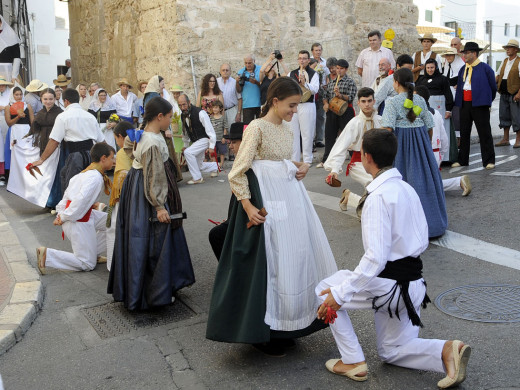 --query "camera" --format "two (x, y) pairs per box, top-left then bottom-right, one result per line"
(274, 50), (283, 60)
(238, 72), (249, 87)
